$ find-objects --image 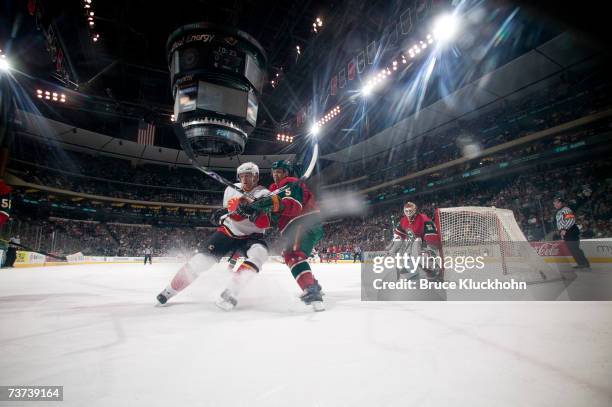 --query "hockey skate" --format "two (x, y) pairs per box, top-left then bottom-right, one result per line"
(155, 288), (176, 306)
(215, 289), (238, 311)
(300, 283), (325, 312)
